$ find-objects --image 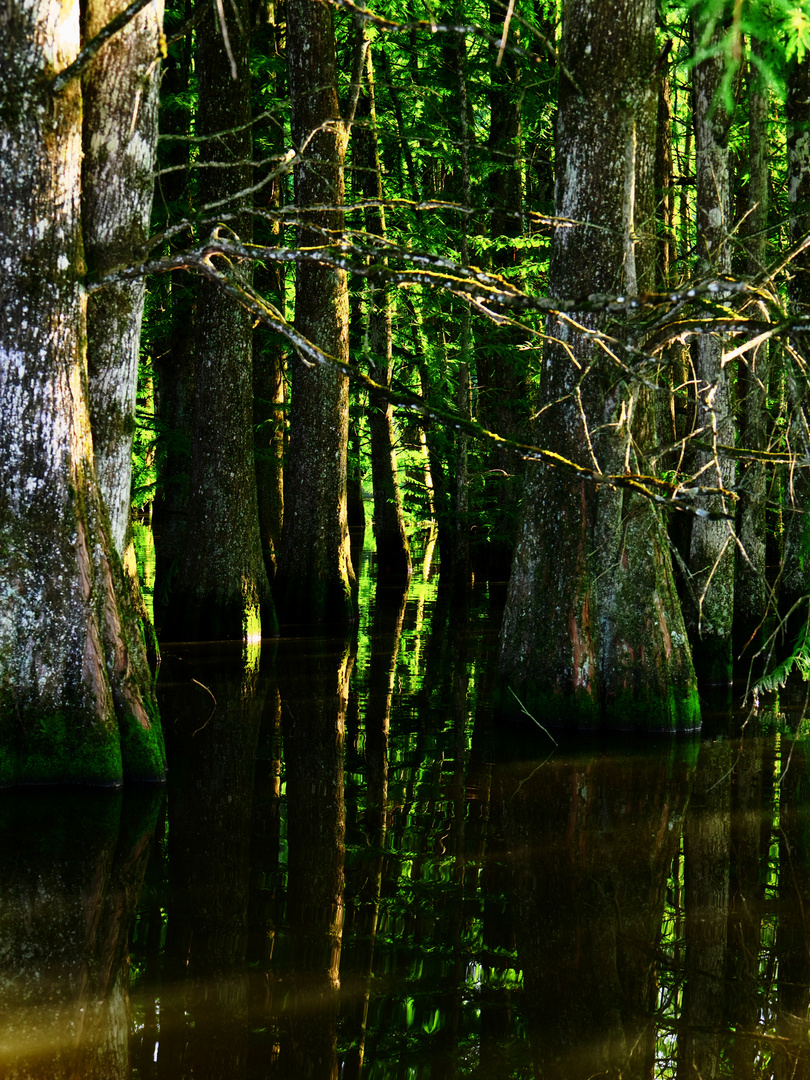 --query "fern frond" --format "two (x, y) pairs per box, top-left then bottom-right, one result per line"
(754, 608), (810, 694)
